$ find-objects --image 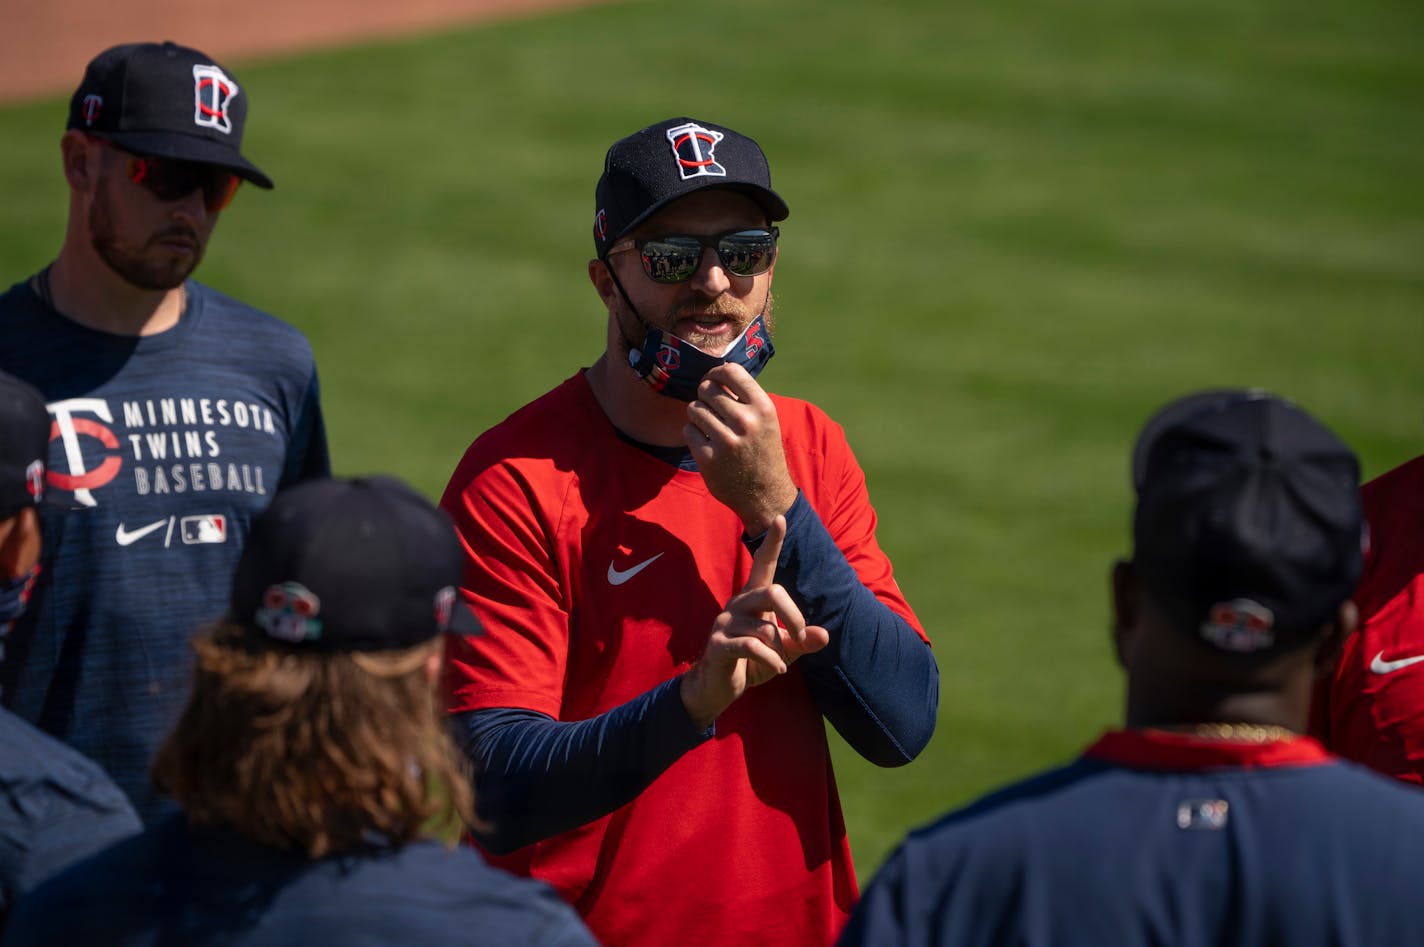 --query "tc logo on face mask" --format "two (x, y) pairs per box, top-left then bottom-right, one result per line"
(629, 313), (775, 401)
(655, 341), (682, 372)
